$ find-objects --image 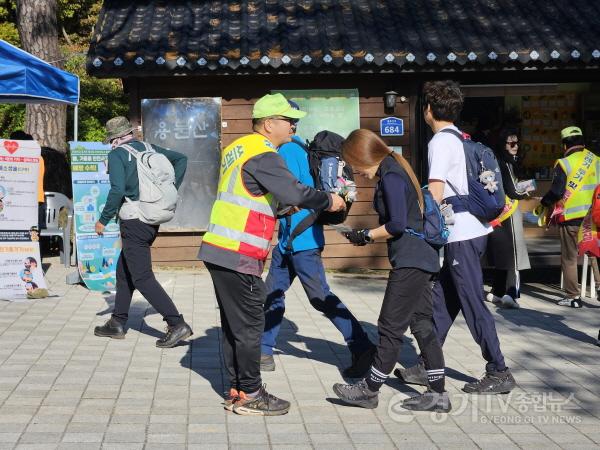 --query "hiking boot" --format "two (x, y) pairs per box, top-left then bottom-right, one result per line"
(394, 361), (429, 387)
(557, 297), (582, 308)
(233, 385), (290, 416)
(332, 379), (379, 409)
(463, 369), (516, 394)
(156, 321), (193, 348)
(401, 390), (452, 413)
(94, 318), (126, 339)
(500, 295), (520, 309)
(260, 354), (275, 372)
(224, 388), (240, 412)
(343, 344), (376, 378)
(485, 293), (503, 305)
